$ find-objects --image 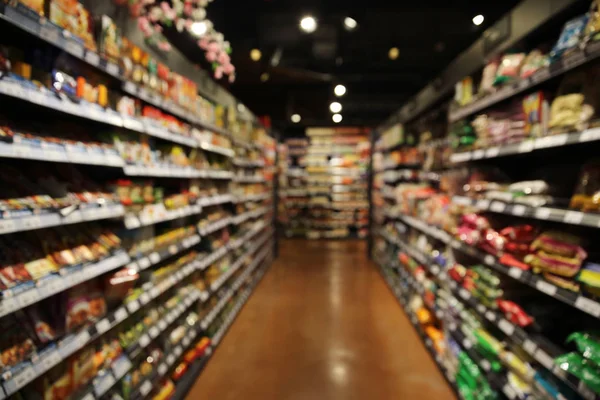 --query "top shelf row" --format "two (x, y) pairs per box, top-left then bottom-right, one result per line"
(0, 3), (265, 152)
